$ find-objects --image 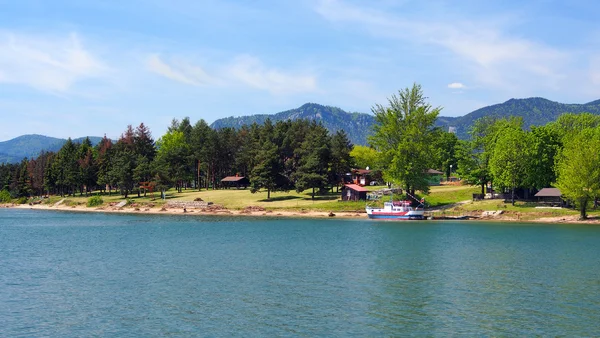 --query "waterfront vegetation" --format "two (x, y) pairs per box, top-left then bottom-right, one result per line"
(3, 83), (600, 220)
